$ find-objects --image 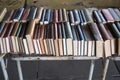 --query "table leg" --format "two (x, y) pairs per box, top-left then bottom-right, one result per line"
(0, 58), (8, 80)
(88, 60), (95, 80)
